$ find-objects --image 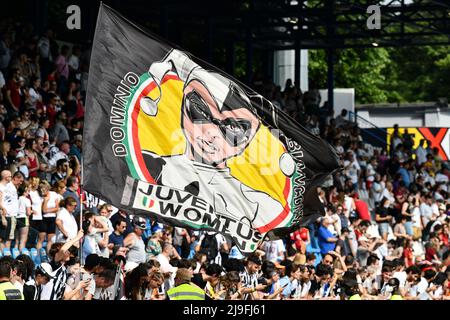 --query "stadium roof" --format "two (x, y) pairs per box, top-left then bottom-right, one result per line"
(115, 0), (450, 49)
